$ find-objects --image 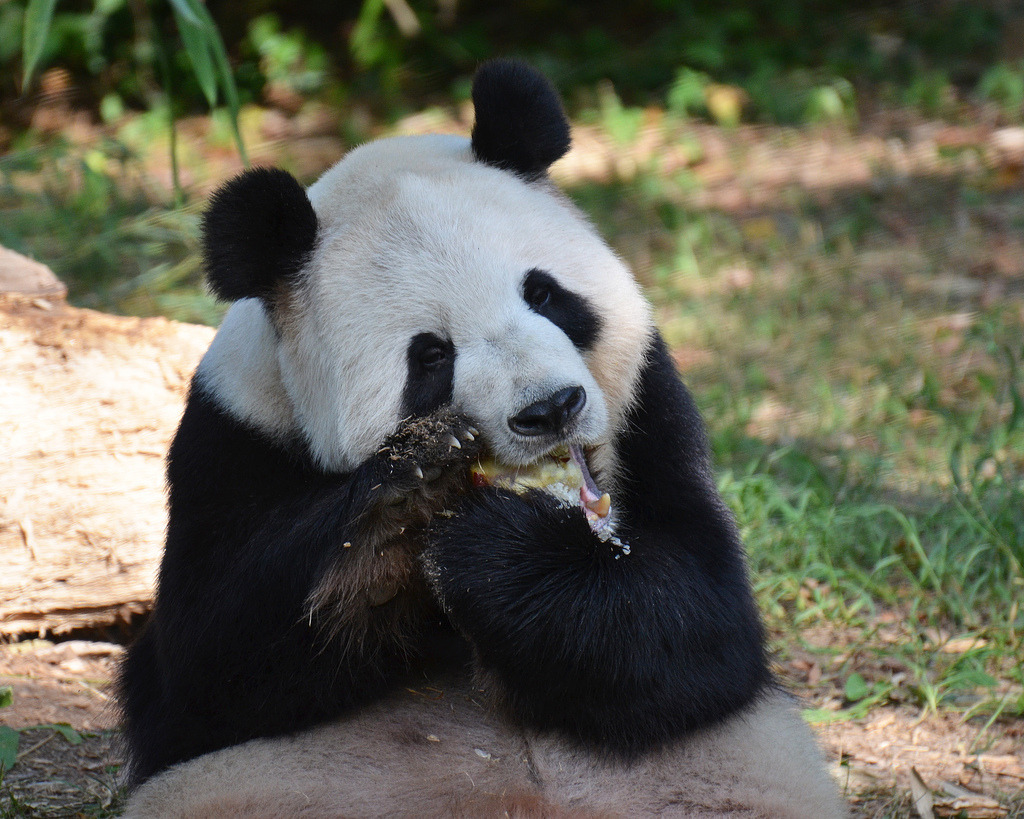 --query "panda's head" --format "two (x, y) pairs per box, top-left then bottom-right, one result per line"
(197, 60), (652, 473)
